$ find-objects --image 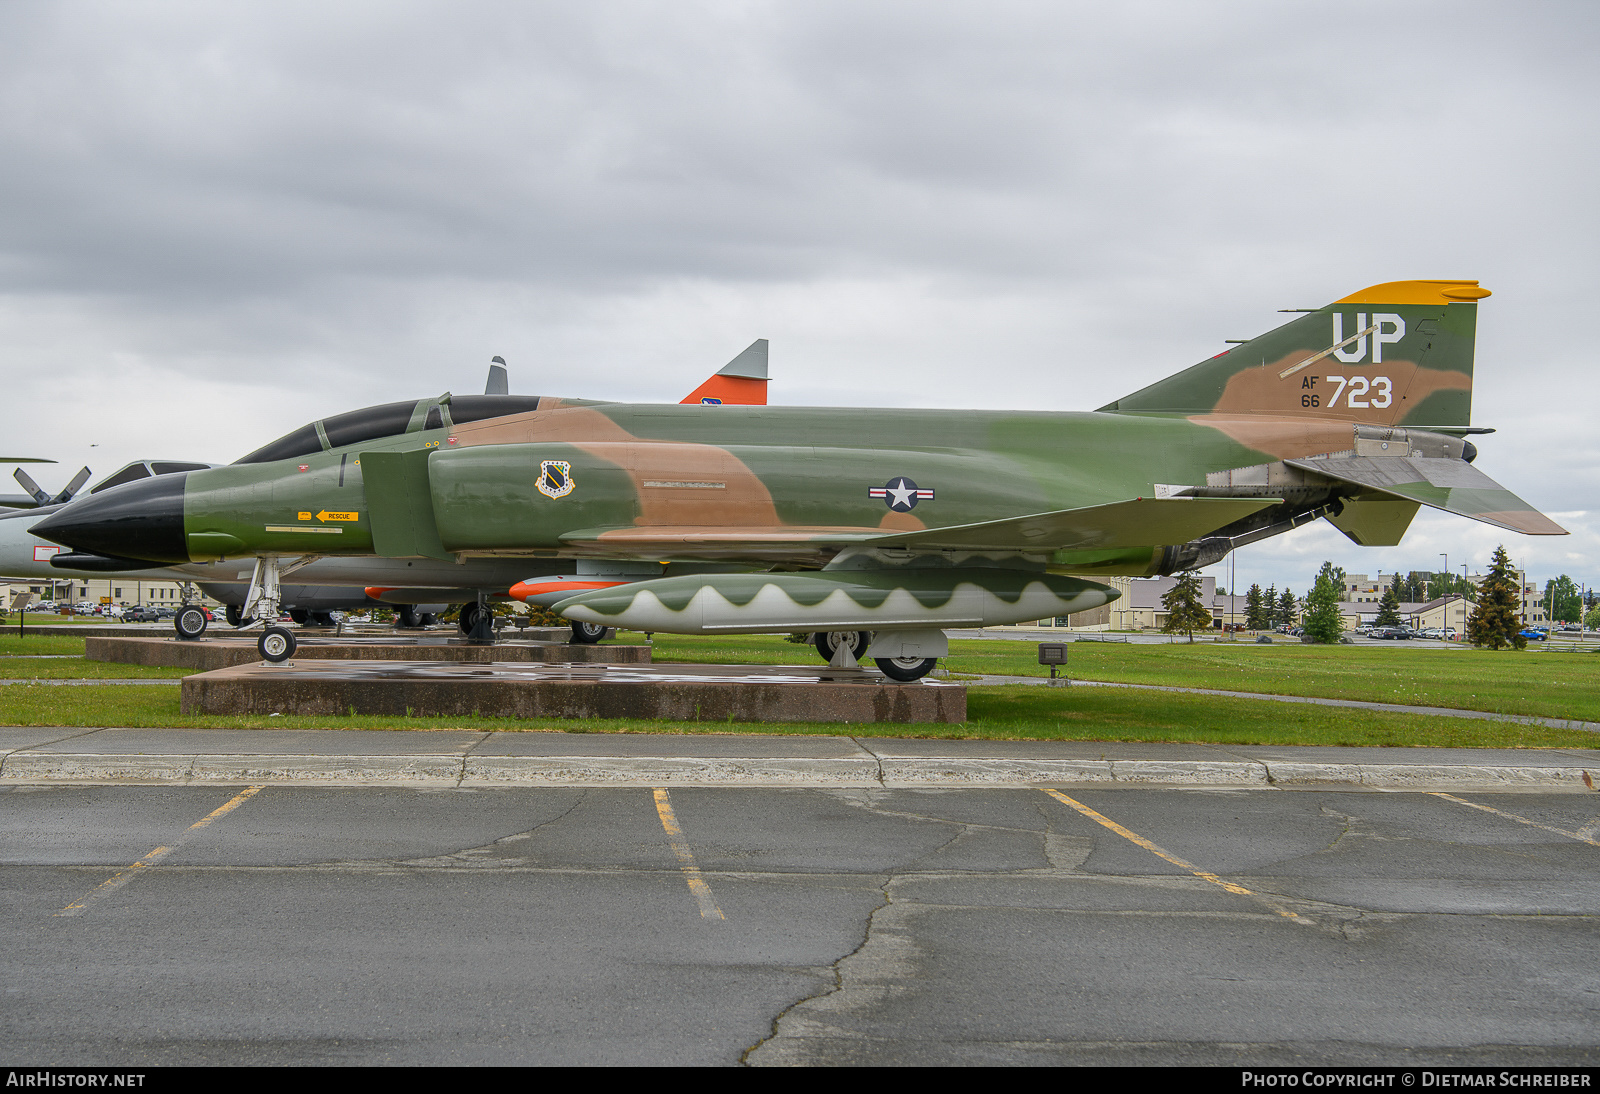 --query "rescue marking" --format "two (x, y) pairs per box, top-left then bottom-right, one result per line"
(1430, 792), (1600, 847)
(1041, 789), (1310, 922)
(57, 786), (265, 917)
(652, 788), (725, 921)
(315, 510), (359, 522)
